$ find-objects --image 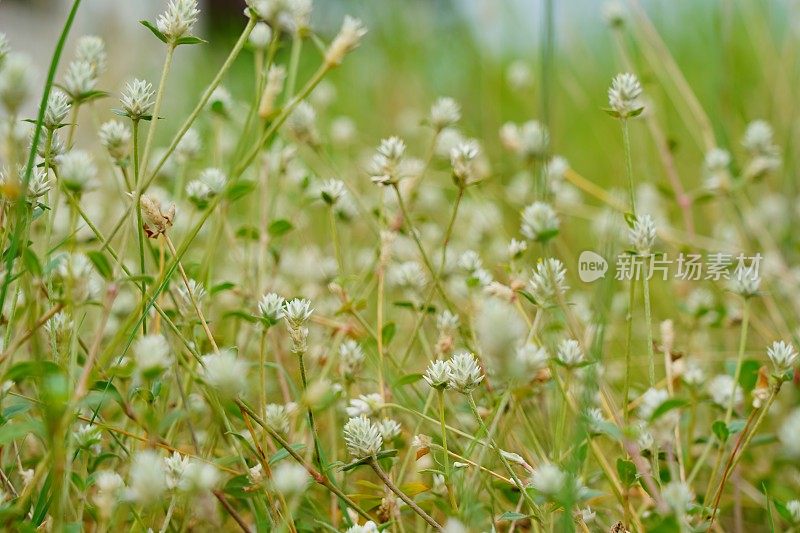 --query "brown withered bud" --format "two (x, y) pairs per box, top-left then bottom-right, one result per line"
(139, 194), (176, 238)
